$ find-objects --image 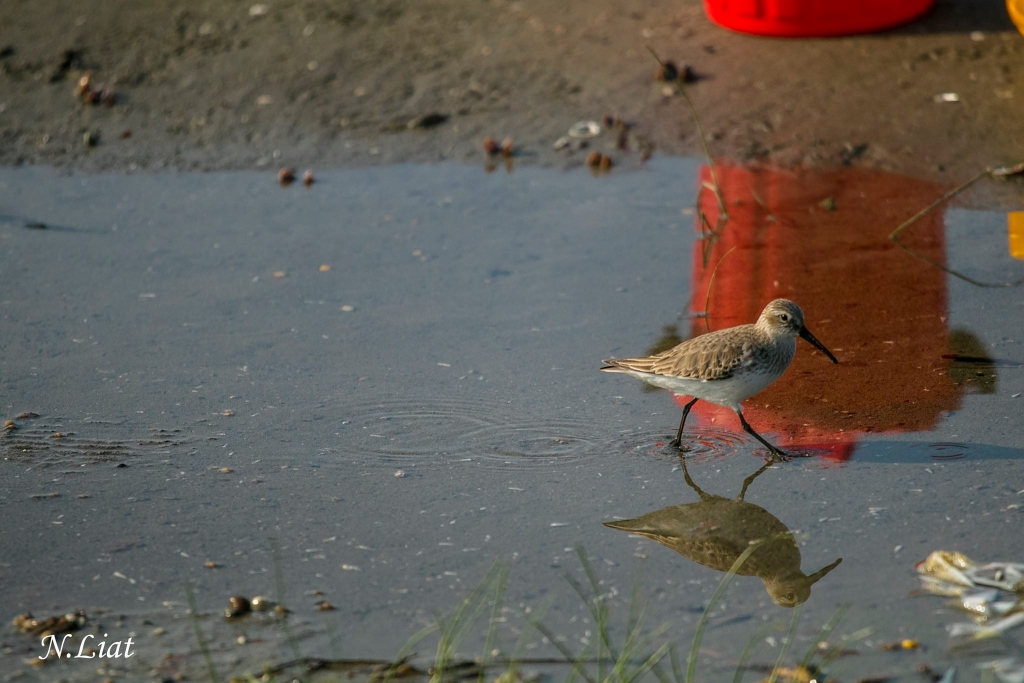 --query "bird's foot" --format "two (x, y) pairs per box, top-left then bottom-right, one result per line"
(668, 438), (689, 452)
(768, 449), (791, 463)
